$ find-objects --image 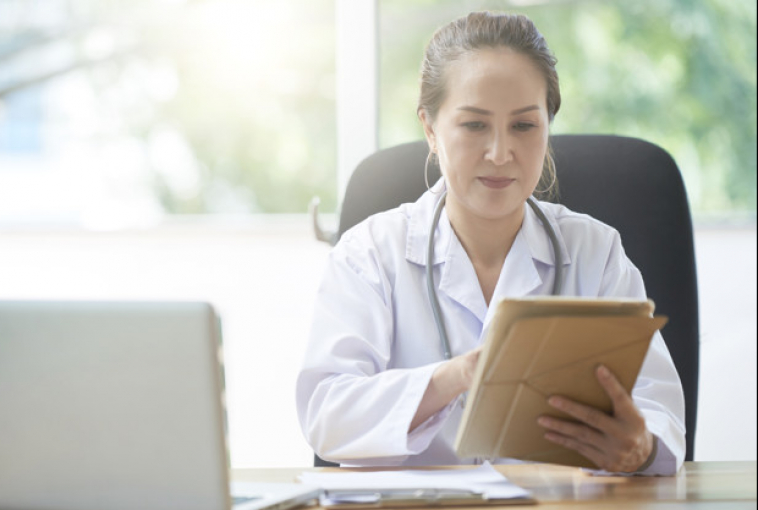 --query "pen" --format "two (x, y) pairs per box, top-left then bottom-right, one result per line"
(323, 488), (486, 504)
